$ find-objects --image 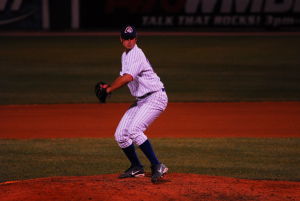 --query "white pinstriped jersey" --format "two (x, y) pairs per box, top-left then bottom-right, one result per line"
(120, 44), (164, 97)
